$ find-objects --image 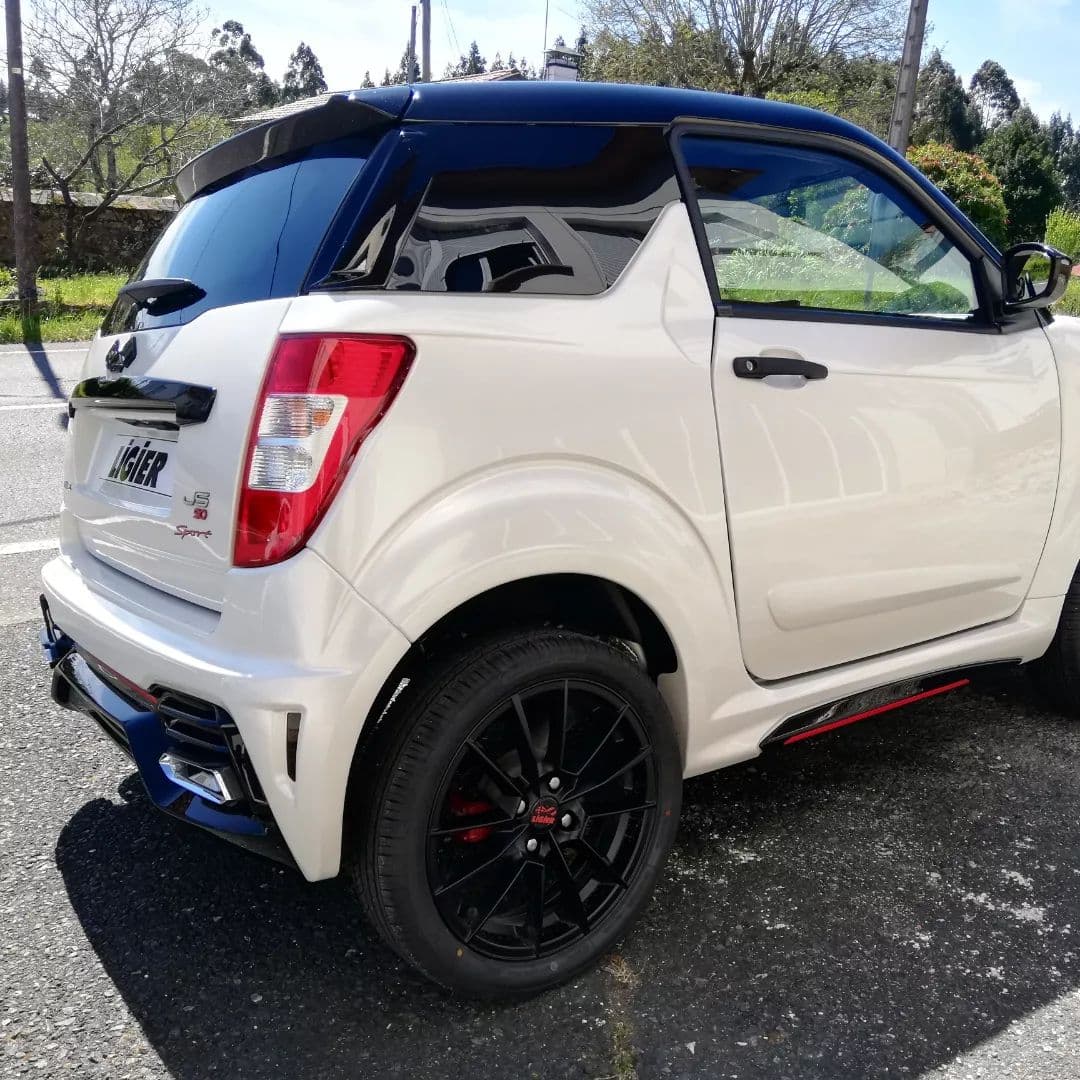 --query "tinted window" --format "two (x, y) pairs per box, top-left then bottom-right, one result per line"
(104, 134), (378, 334)
(681, 135), (979, 320)
(385, 125), (679, 295)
